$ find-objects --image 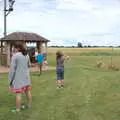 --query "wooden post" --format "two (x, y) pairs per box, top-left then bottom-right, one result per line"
(45, 42), (48, 53)
(110, 47), (113, 66)
(7, 42), (10, 66)
(1, 41), (3, 53)
(37, 41), (41, 52)
(44, 42), (48, 59)
(10, 42), (12, 60)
